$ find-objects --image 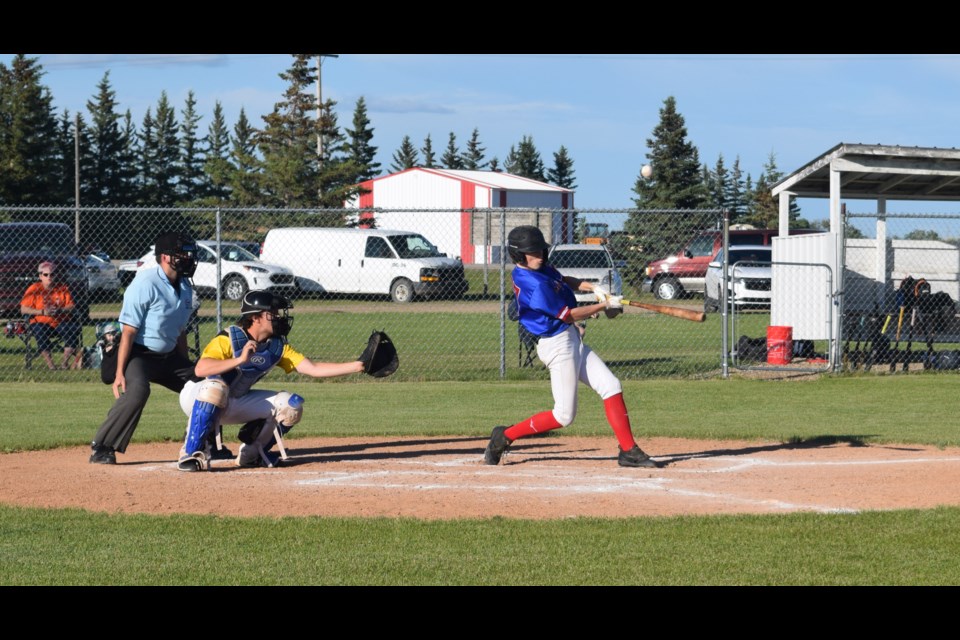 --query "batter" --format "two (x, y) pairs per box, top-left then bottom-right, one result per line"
(484, 225), (658, 468)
